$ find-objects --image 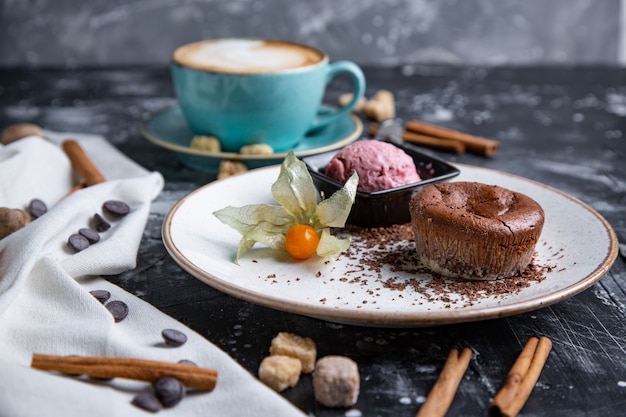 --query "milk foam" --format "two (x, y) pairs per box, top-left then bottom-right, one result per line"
(174, 40), (325, 73)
